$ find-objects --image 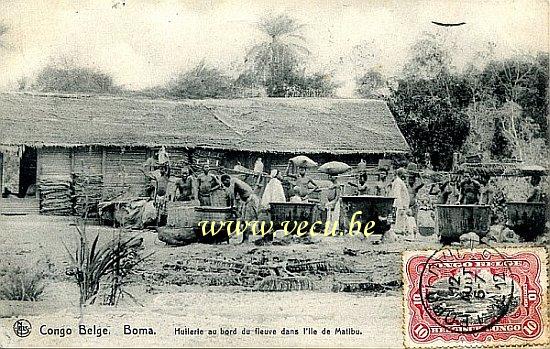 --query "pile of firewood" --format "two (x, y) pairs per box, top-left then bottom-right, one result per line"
(157, 257), (355, 292)
(39, 176), (72, 215)
(254, 276), (314, 291)
(73, 173), (103, 216)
